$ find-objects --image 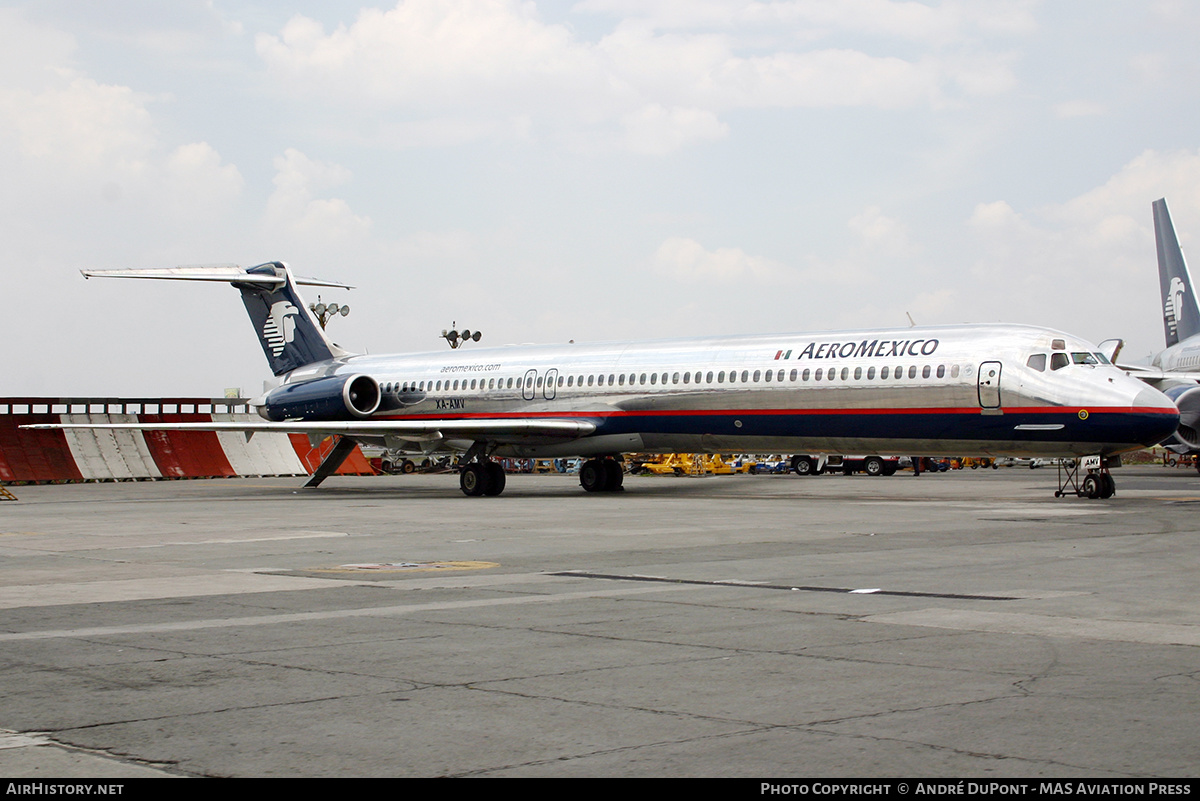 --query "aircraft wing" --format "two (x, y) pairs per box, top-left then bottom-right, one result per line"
(21, 418), (596, 443)
(1115, 363), (1200, 384)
